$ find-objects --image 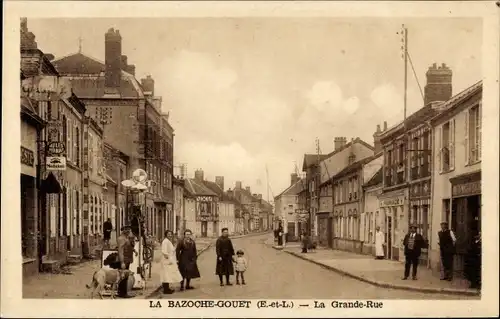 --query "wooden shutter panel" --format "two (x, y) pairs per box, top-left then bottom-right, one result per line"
(437, 125), (443, 173)
(478, 103), (482, 160)
(449, 119), (455, 170)
(60, 191), (65, 236)
(464, 110), (469, 165)
(73, 189), (77, 235)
